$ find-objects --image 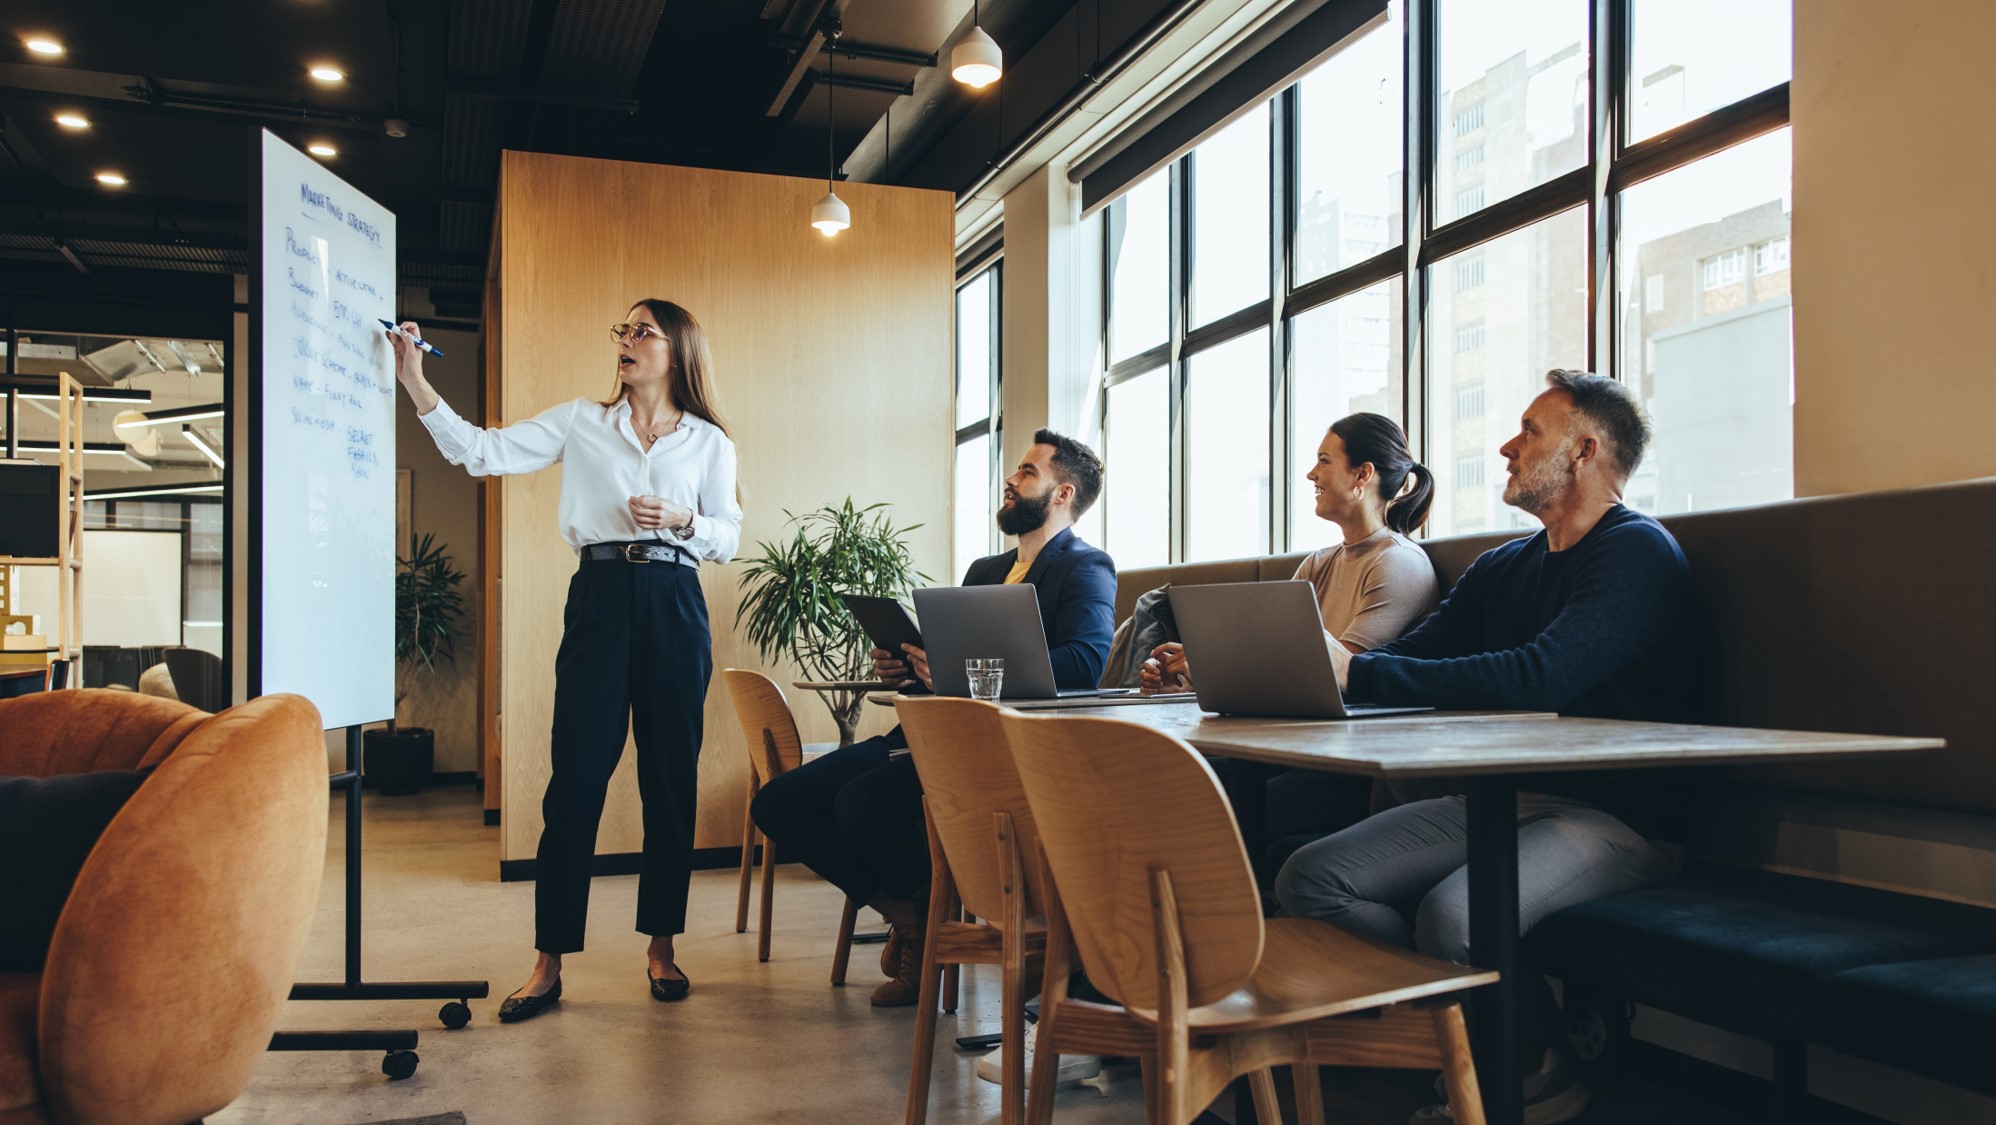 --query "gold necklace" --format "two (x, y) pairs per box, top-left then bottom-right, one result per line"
(635, 412), (682, 442)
